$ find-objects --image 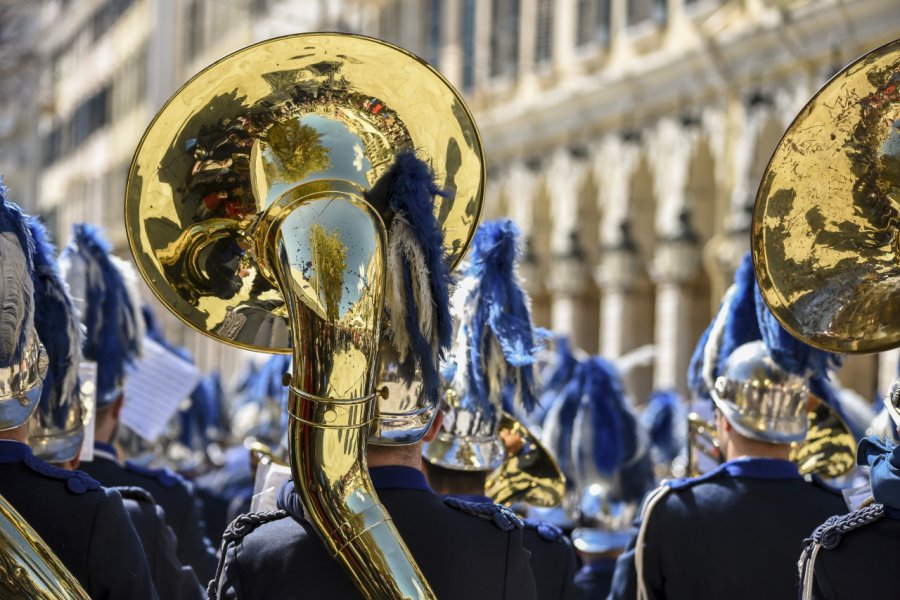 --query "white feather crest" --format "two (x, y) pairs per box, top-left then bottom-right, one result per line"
(110, 256), (145, 358)
(701, 285), (736, 398)
(386, 215), (439, 362)
(0, 231), (34, 366)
